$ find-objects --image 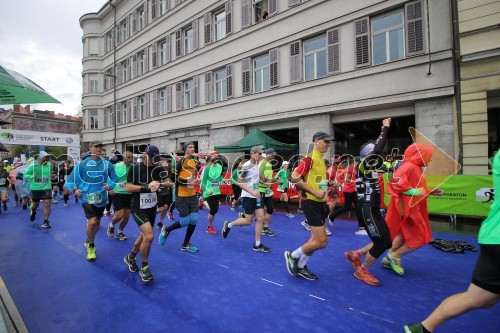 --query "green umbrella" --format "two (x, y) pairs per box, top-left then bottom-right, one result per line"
(0, 65), (60, 105)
